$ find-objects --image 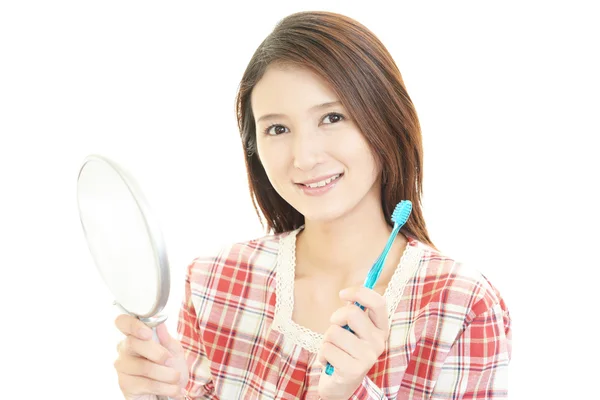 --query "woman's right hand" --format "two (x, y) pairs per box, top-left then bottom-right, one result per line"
(114, 314), (190, 400)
